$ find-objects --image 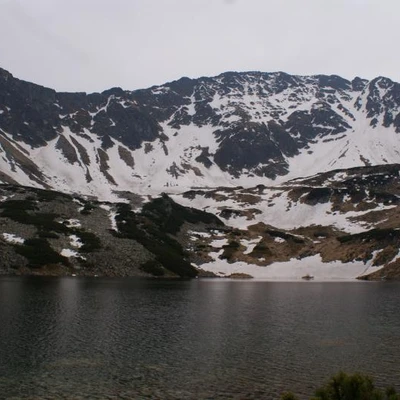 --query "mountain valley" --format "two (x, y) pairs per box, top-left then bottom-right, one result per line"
(1, 67), (400, 279)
